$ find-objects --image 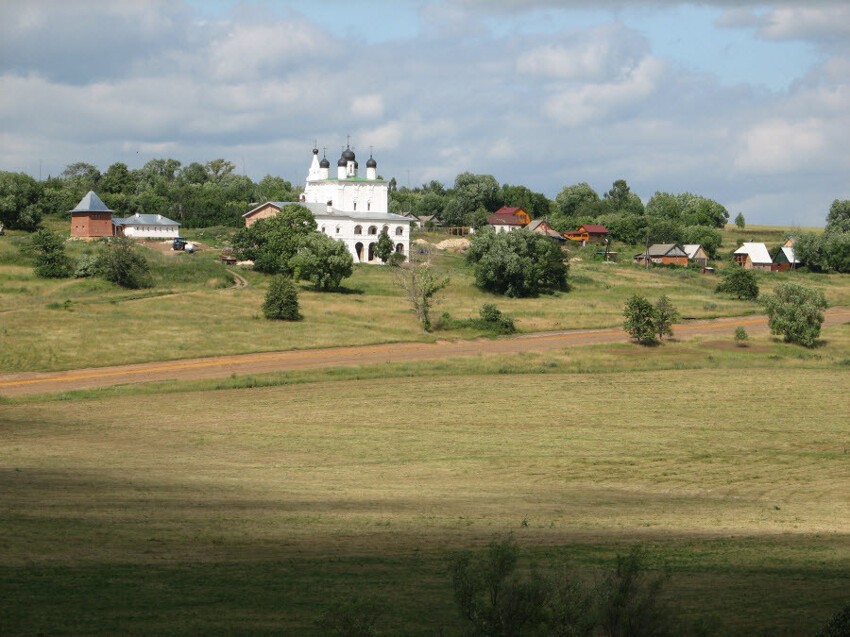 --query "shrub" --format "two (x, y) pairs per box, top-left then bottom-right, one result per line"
(31, 229), (73, 278)
(715, 267), (759, 300)
(734, 326), (748, 345)
(761, 282), (828, 347)
(262, 276), (301, 321)
(624, 294), (659, 345)
(74, 254), (100, 278)
(478, 303), (516, 334)
(97, 237), (152, 289)
(289, 233), (353, 290)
